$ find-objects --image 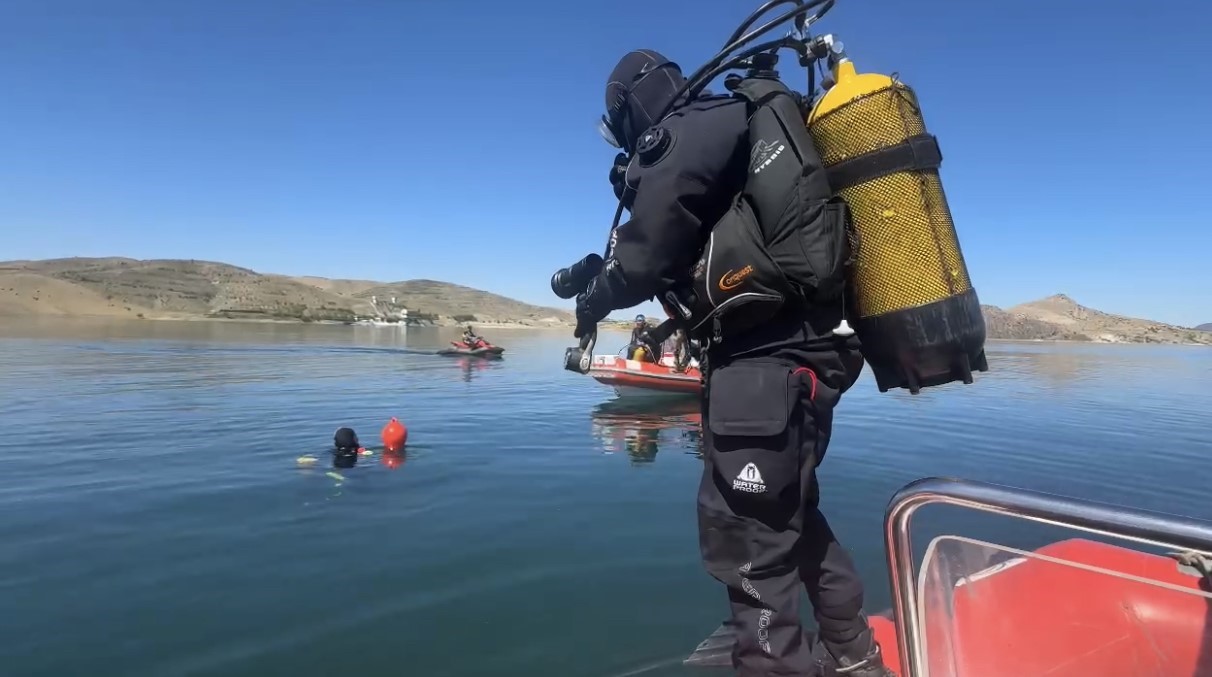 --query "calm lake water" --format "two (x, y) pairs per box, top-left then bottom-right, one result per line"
(1, 318), (1210, 676)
